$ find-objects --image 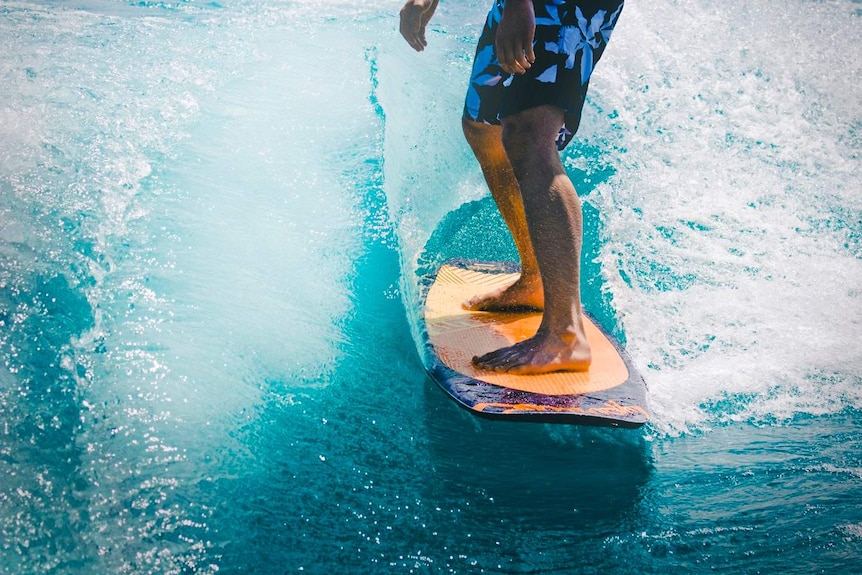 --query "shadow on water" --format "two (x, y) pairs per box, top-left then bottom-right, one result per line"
(421, 375), (652, 529)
